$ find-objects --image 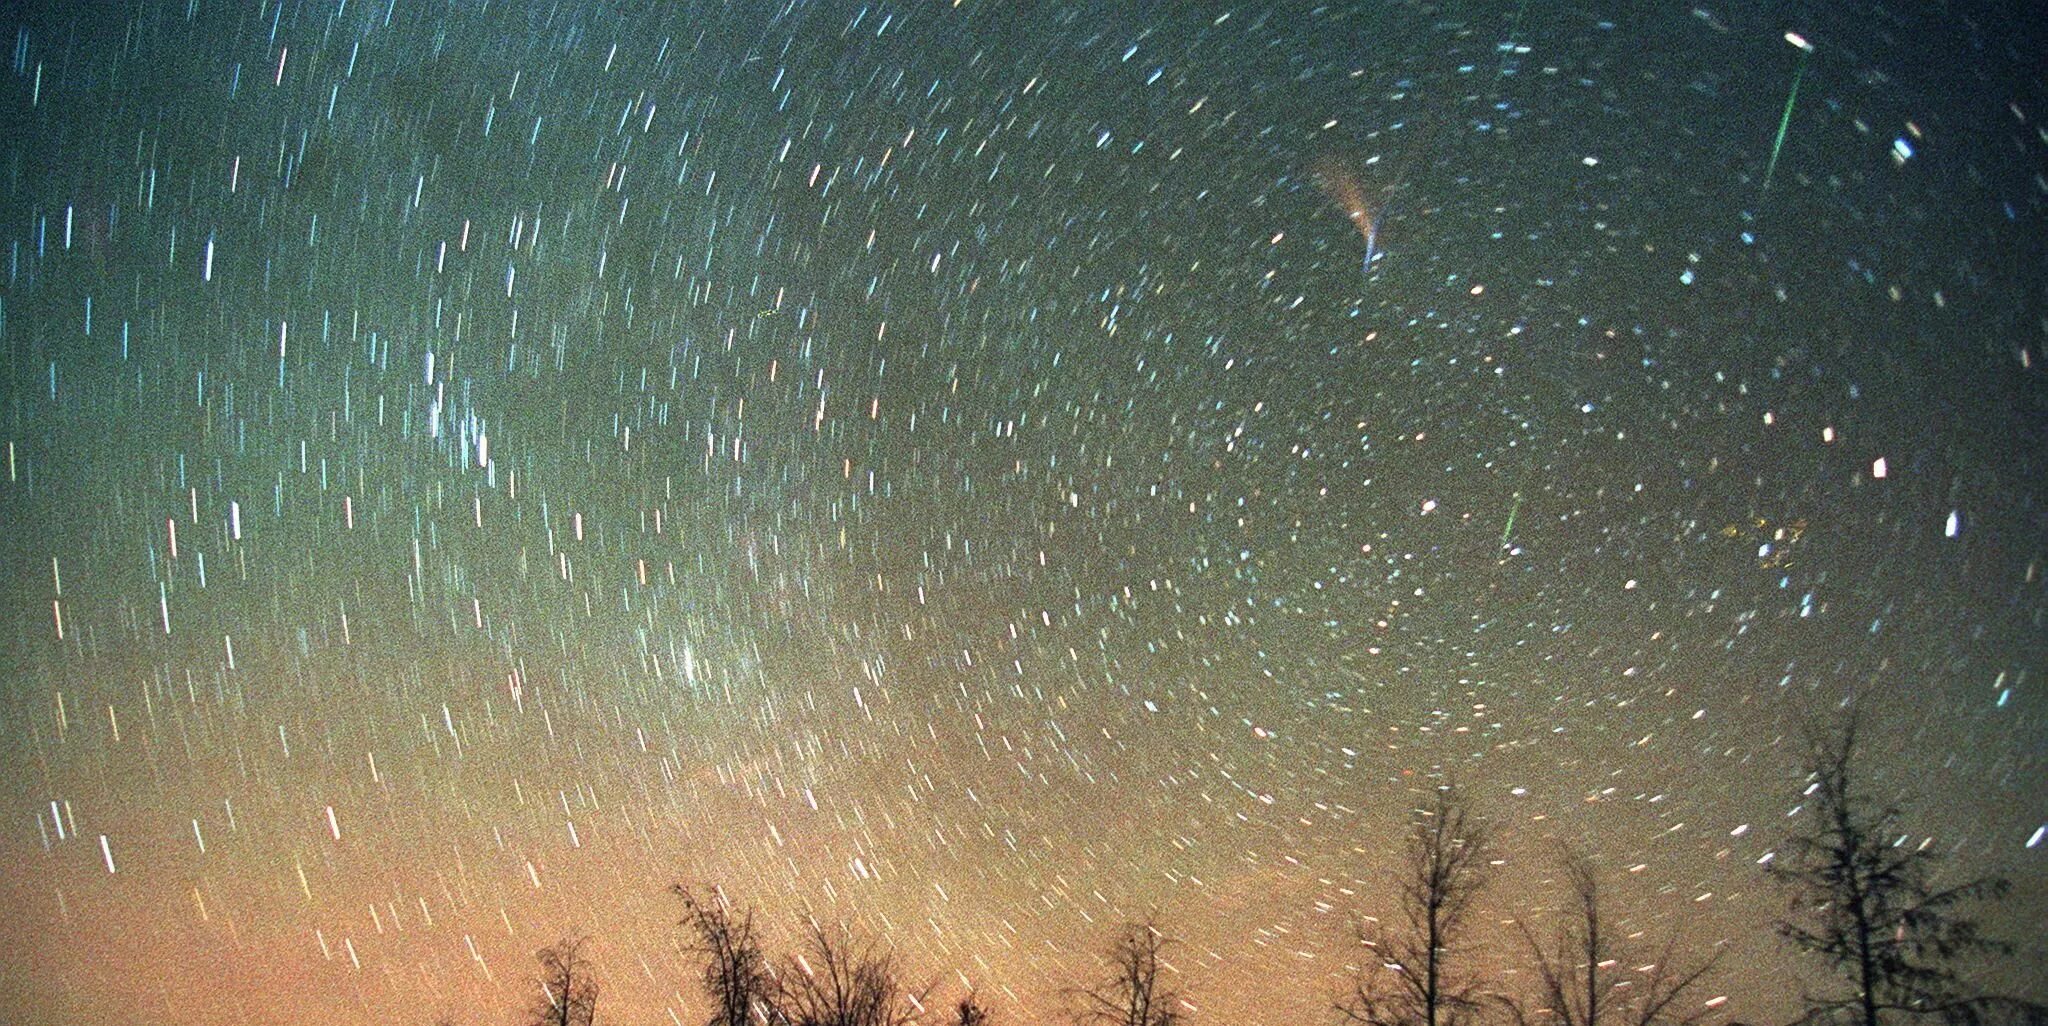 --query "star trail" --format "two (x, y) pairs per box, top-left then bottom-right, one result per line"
(1, 2), (2043, 1024)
